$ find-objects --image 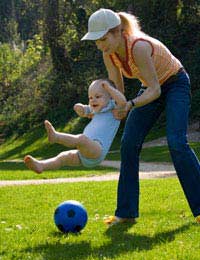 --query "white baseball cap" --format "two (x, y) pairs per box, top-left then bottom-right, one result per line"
(81, 9), (121, 41)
